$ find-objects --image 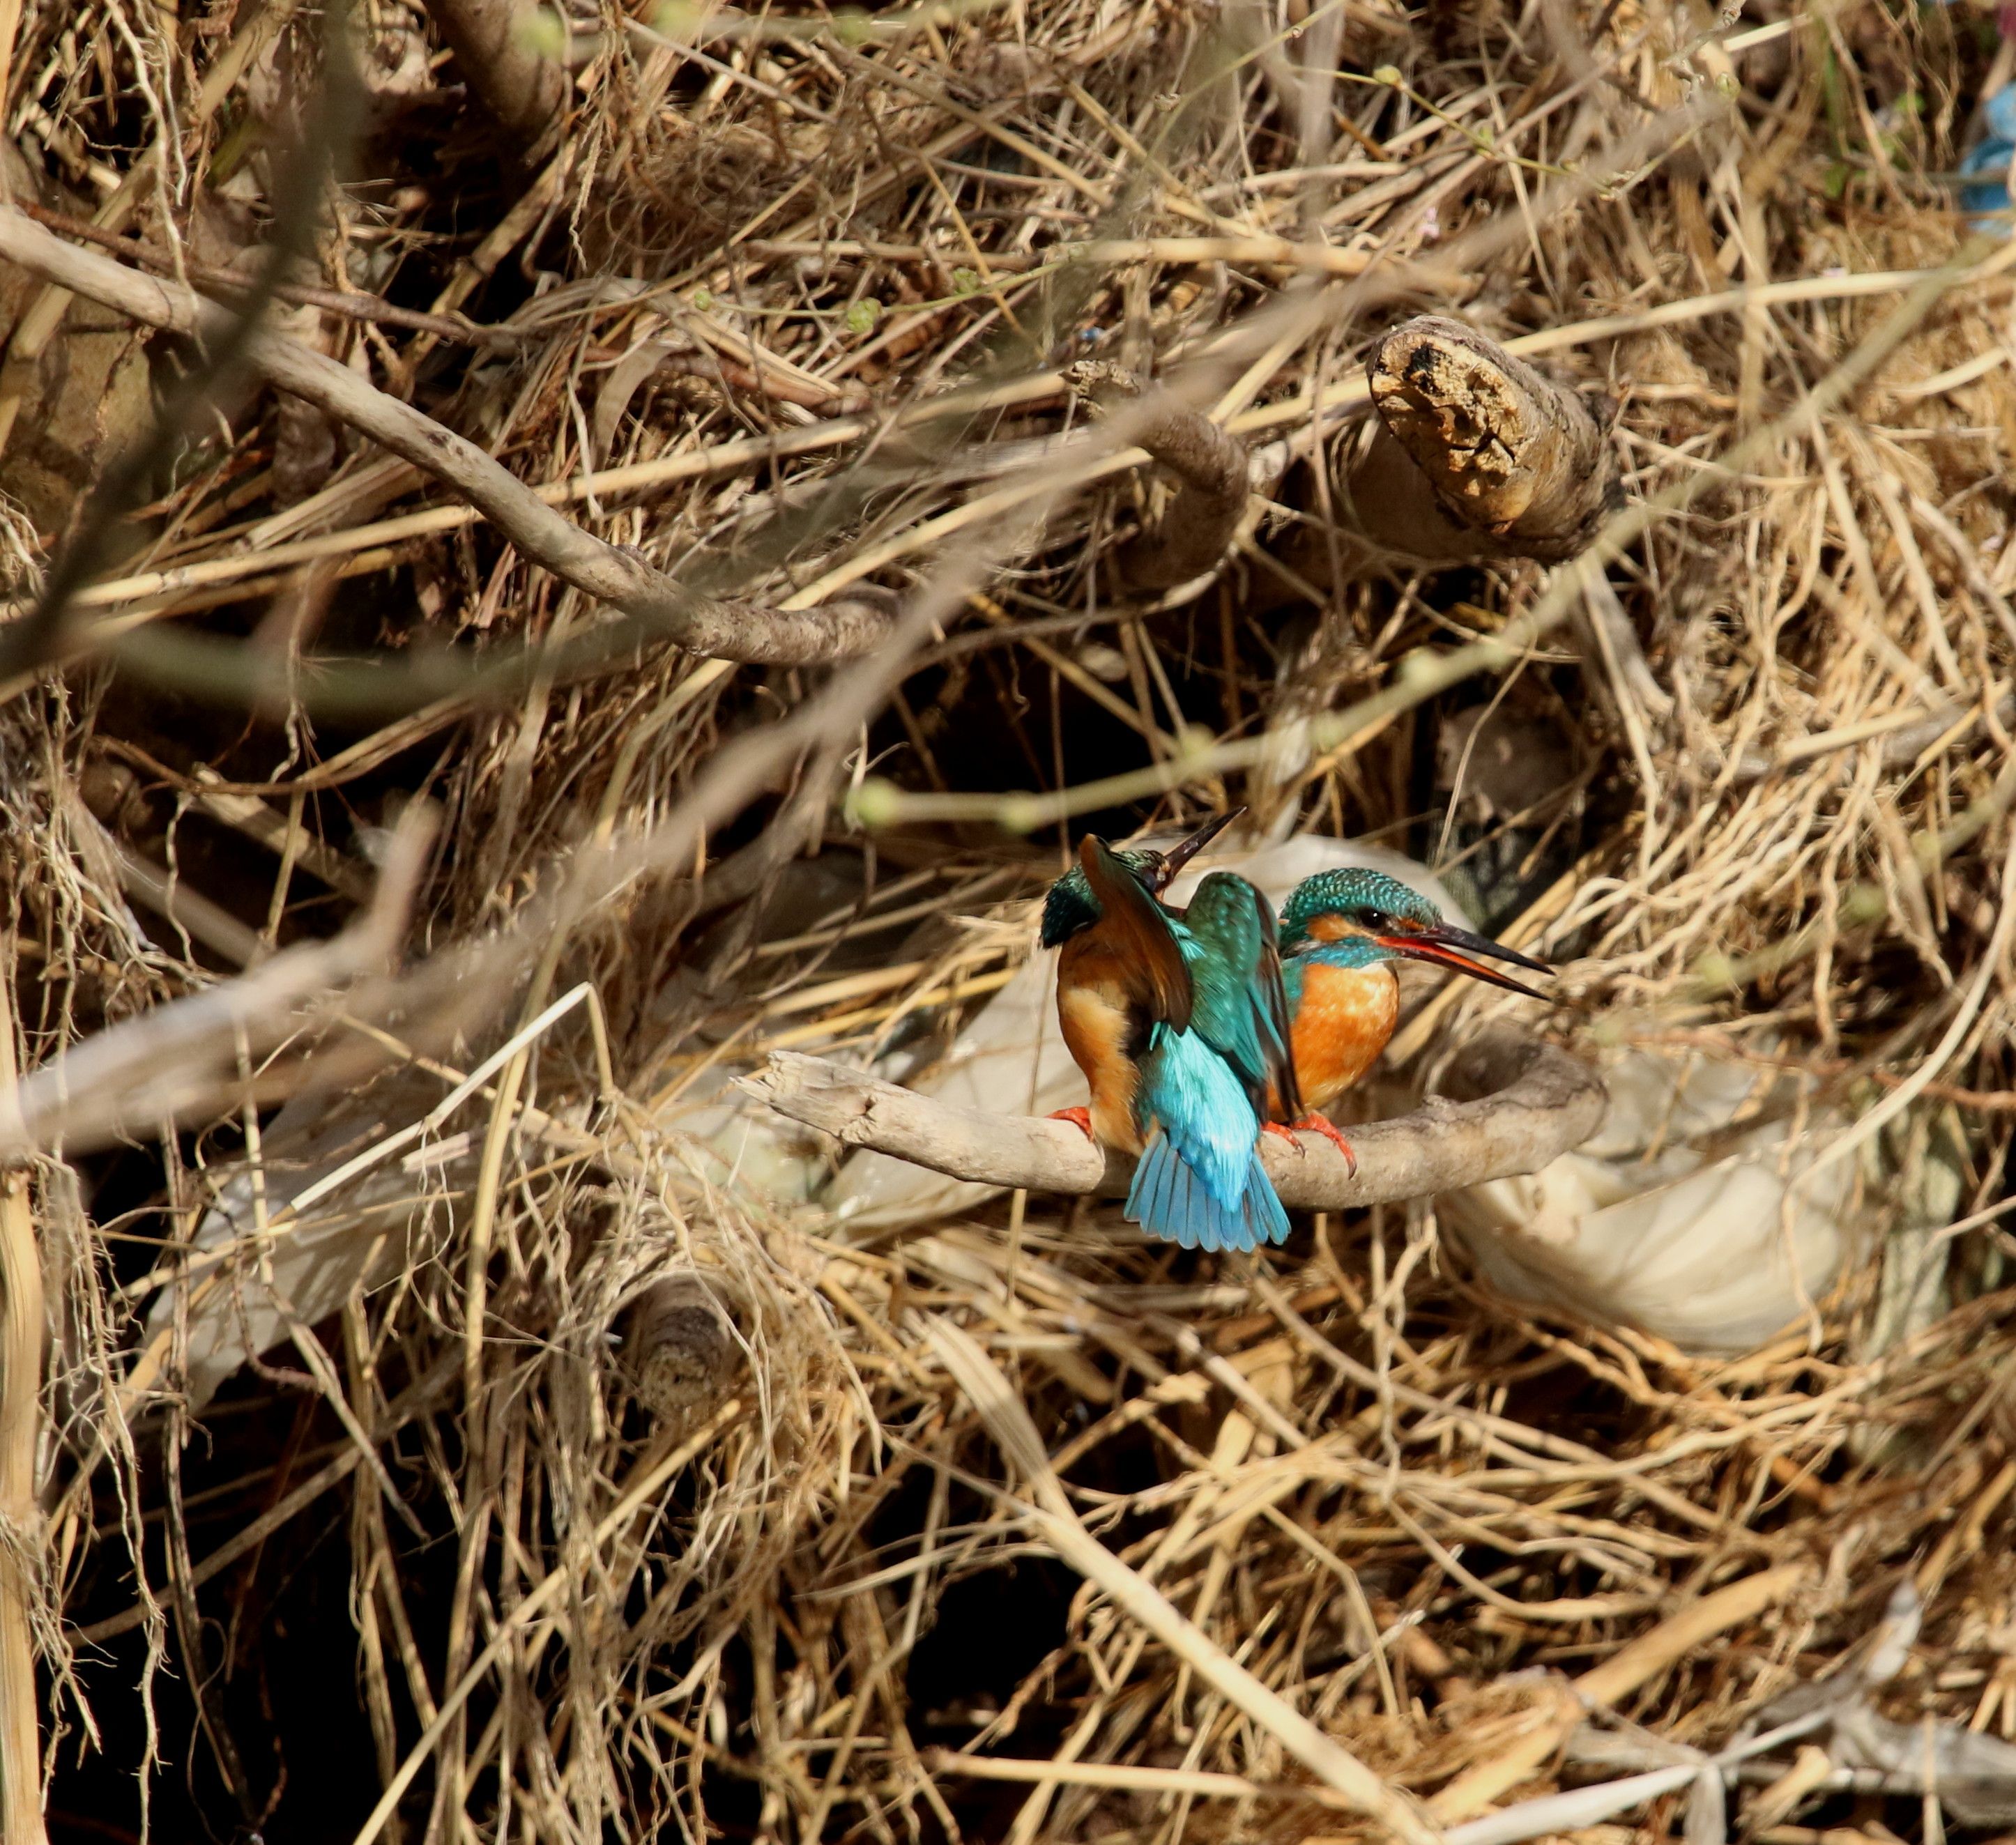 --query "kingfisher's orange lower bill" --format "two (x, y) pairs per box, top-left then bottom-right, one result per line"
(1375, 921), (1553, 1000)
